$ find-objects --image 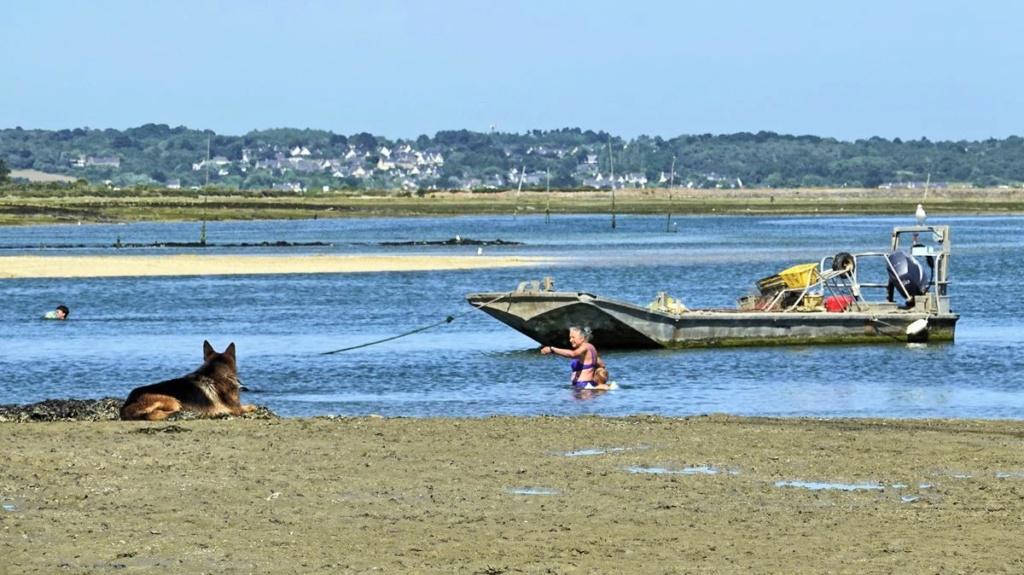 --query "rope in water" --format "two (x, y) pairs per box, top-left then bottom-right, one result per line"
(320, 291), (514, 355)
